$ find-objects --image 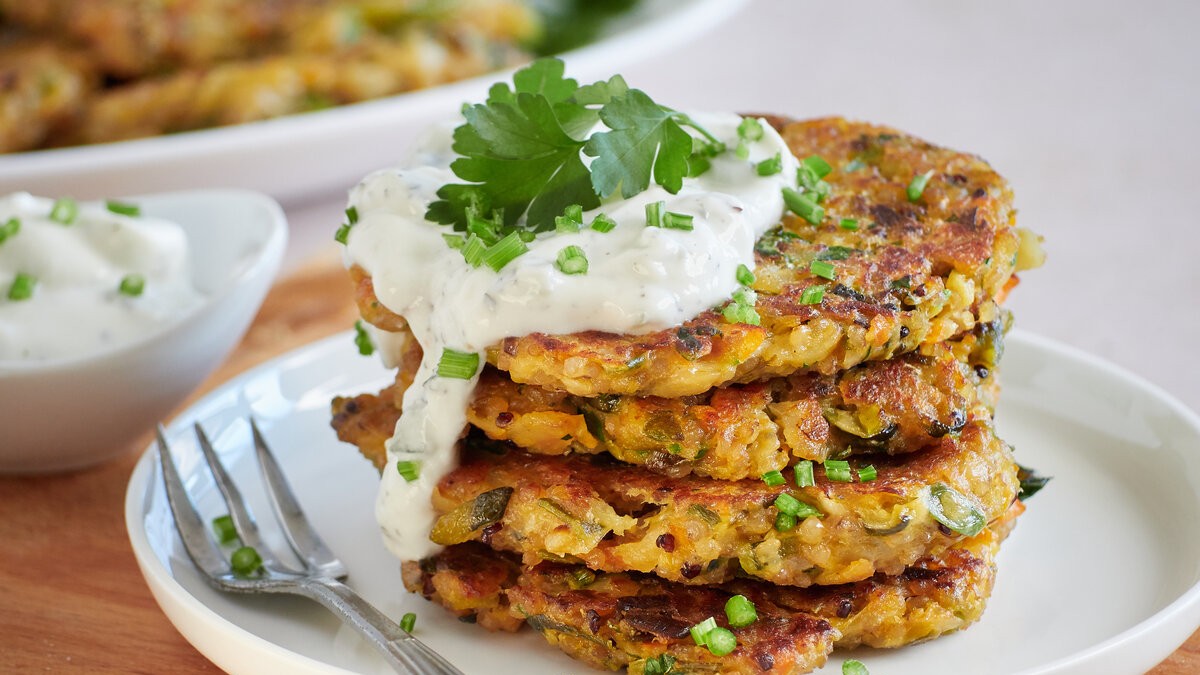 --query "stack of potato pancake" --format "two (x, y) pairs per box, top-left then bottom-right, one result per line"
(332, 116), (1042, 674)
